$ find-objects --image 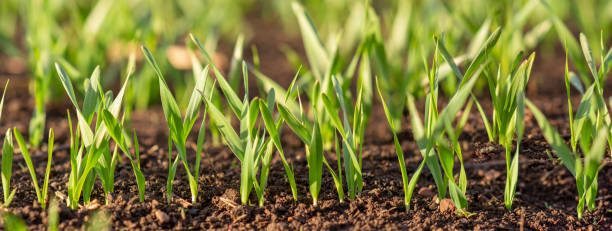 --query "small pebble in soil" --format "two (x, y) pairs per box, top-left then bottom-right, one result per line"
(151, 199), (159, 208)
(85, 200), (101, 210)
(155, 209), (170, 224)
(439, 198), (455, 213)
(418, 187), (435, 197)
(484, 169), (501, 182)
